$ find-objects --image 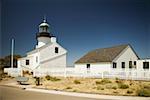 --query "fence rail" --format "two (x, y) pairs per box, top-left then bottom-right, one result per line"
(33, 68), (150, 81)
